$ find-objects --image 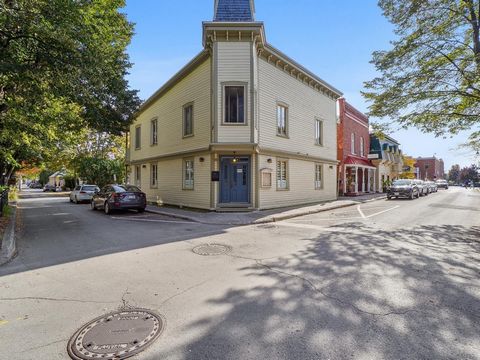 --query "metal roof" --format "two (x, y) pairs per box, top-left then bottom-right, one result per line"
(214, 0), (254, 22)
